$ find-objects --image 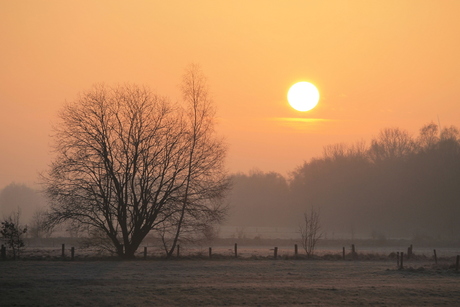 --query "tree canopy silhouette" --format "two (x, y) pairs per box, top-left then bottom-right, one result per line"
(43, 68), (228, 259)
(226, 170), (290, 228)
(289, 123), (460, 240)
